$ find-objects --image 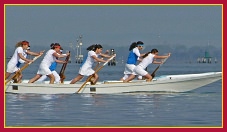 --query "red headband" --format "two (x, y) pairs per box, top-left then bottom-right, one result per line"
(22, 41), (30, 46)
(54, 46), (61, 49)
